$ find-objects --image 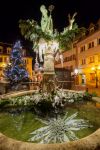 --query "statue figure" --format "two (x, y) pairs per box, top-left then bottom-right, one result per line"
(40, 5), (53, 35)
